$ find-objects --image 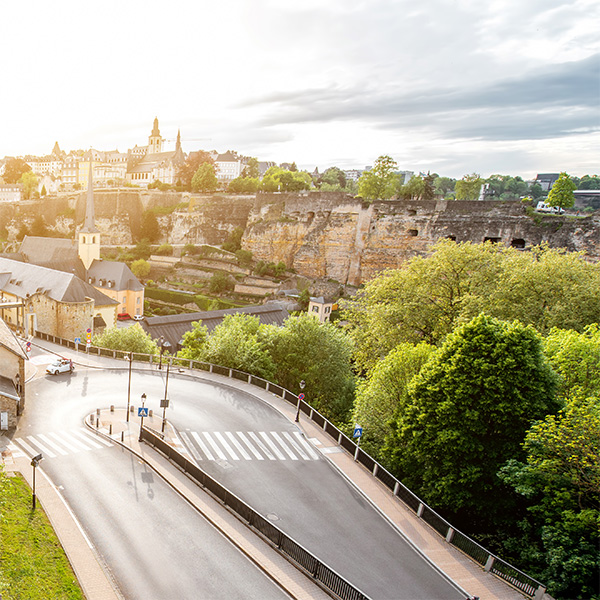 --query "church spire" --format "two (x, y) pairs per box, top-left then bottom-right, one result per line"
(176, 129), (181, 152)
(148, 117), (163, 154)
(83, 154), (98, 233)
